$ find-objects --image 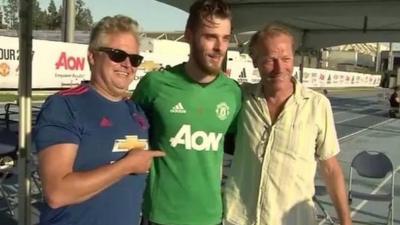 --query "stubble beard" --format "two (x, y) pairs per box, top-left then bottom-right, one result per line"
(192, 43), (222, 76)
